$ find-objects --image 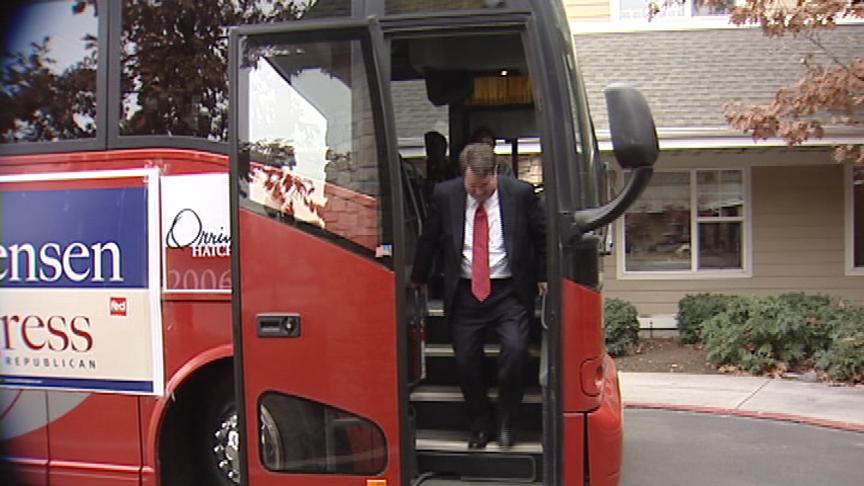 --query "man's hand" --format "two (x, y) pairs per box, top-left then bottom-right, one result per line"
(537, 282), (548, 296)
